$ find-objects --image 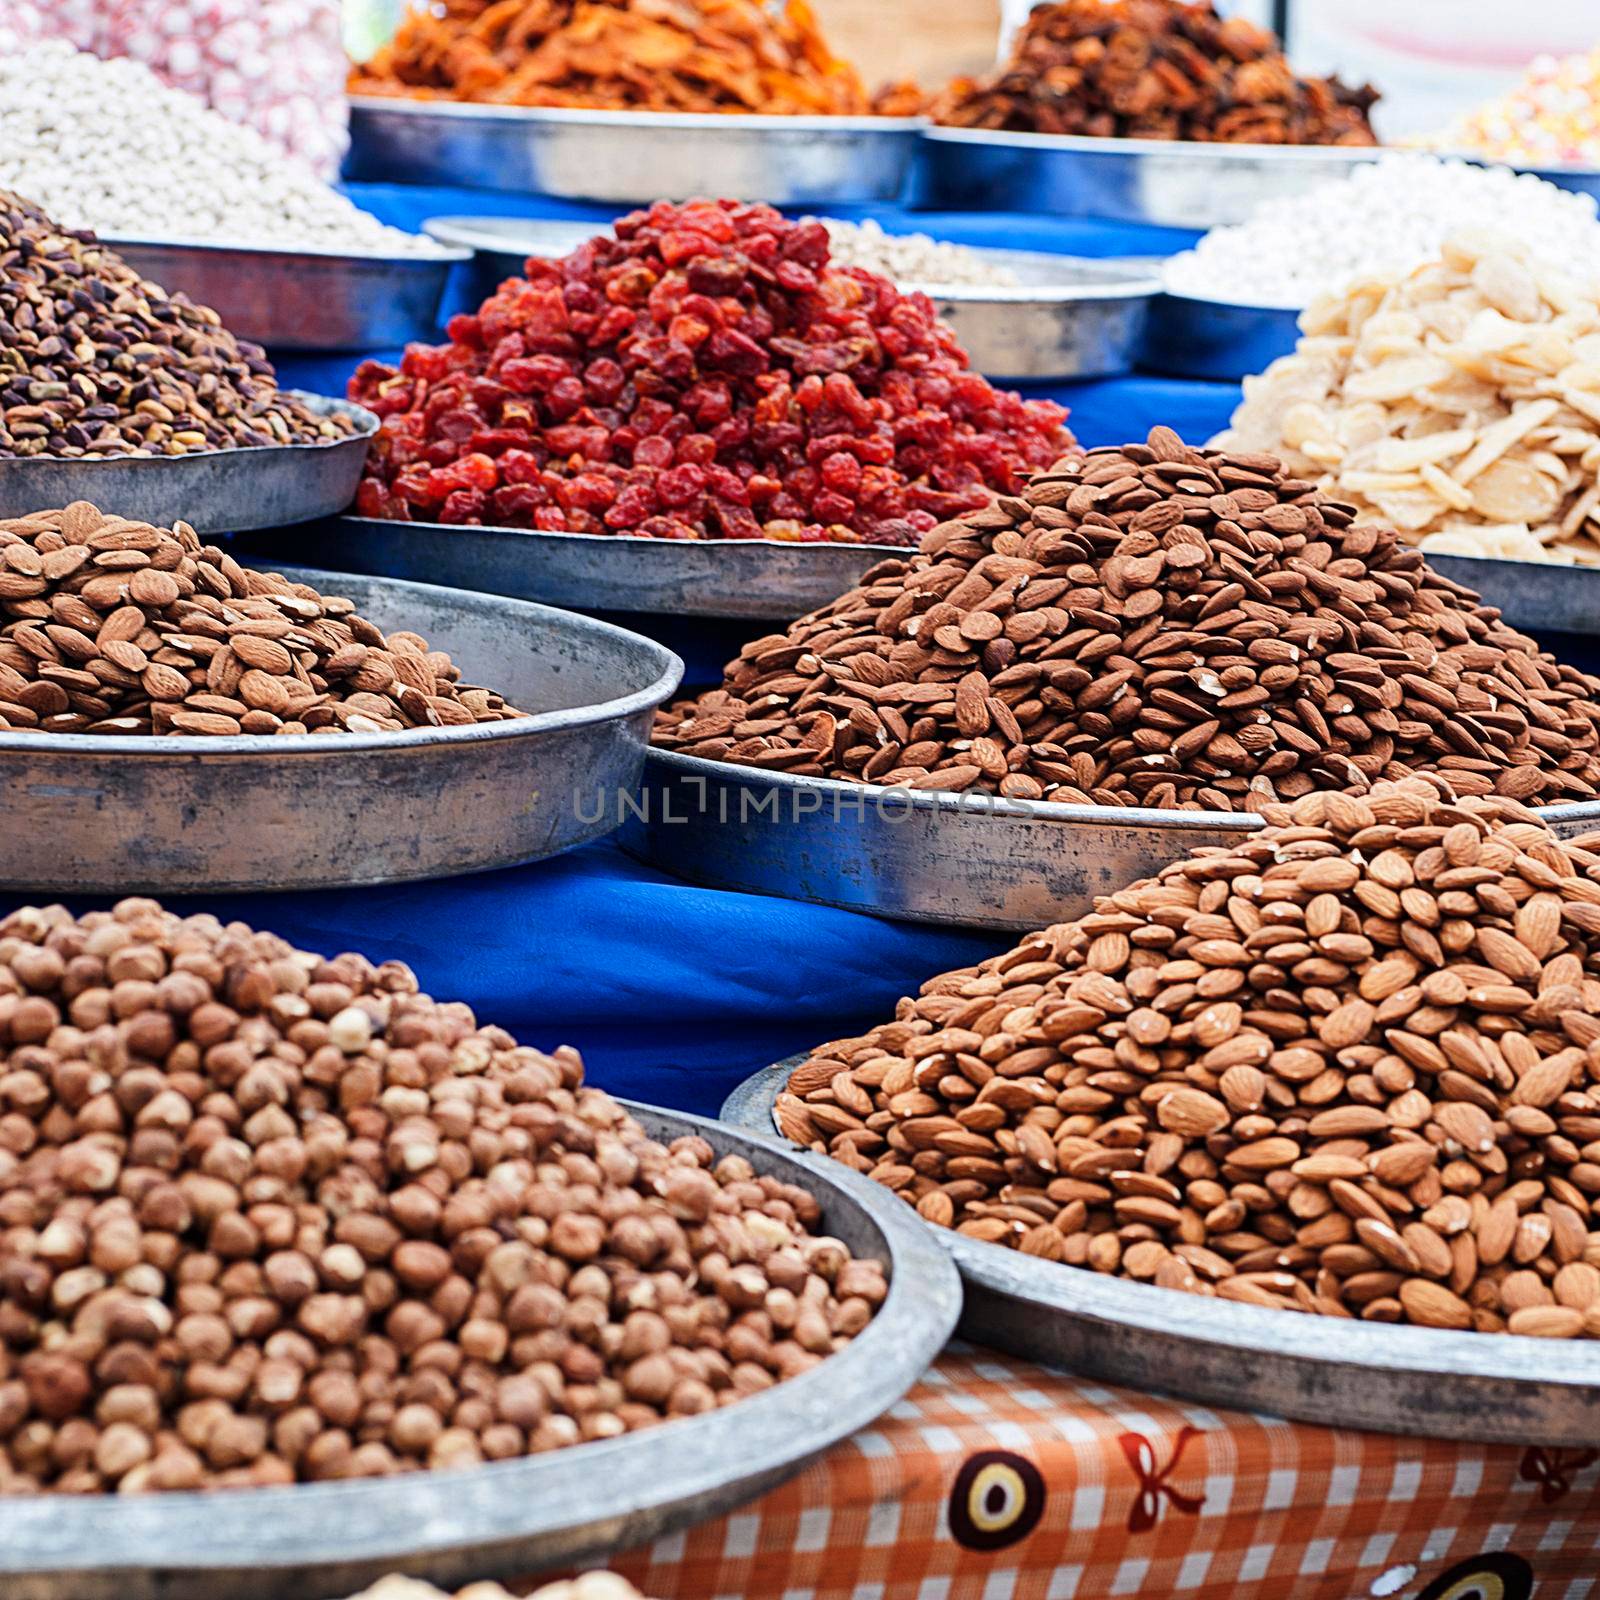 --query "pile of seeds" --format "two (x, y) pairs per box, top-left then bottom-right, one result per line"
(0, 190), (358, 460)
(348, 198), (1068, 542)
(780, 780), (1600, 1338)
(0, 43), (446, 257)
(0, 900), (886, 1492)
(930, 0), (1378, 144)
(1217, 231), (1600, 567)
(0, 504), (522, 736)
(654, 427), (1600, 812)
